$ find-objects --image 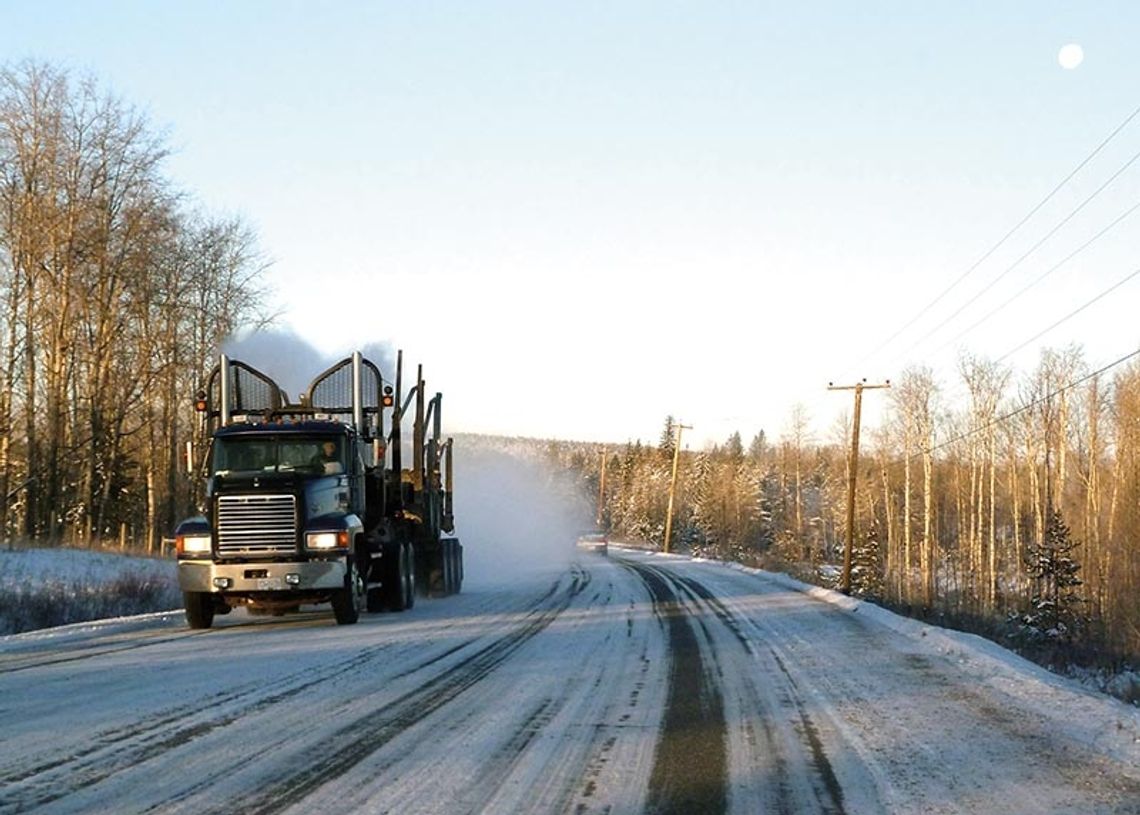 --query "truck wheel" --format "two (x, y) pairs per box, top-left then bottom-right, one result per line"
(443, 540), (456, 595)
(332, 559), (363, 625)
(386, 543), (413, 612)
(439, 539), (461, 596)
(403, 543), (416, 609)
(184, 591), (215, 630)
